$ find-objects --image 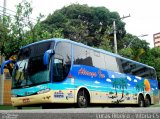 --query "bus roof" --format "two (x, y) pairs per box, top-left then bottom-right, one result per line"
(21, 38), (154, 70)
